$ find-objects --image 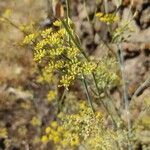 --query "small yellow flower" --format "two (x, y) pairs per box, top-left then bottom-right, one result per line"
(57, 126), (63, 133)
(79, 101), (87, 110)
(70, 134), (79, 146)
(48, 134), (53, 140)
(47, 90), (57, 102)
(63, 131), (70, 138)
(67, 47), (79, 58)
(82, 61), (96, 75)
(41, 28), (52, 38)
(33, 49), (46, 62)
(53, 136), (60, 144)
(30, 117), (41, 126)
(59, 75), (75, 89)
(55, 60), (64, 69)
(23, 33), (36, 44)
(45, 127), (51, 134)
(51, 121), (58, 128)
(96, 12), (118, 24)
(57, 28), (66, 36)
(53, 20), (62, 27)
(61, 139), (68, 147)
(35, 40), (47, 51)
(41, 135), (48, 143)
(49, 47), (64, 57)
